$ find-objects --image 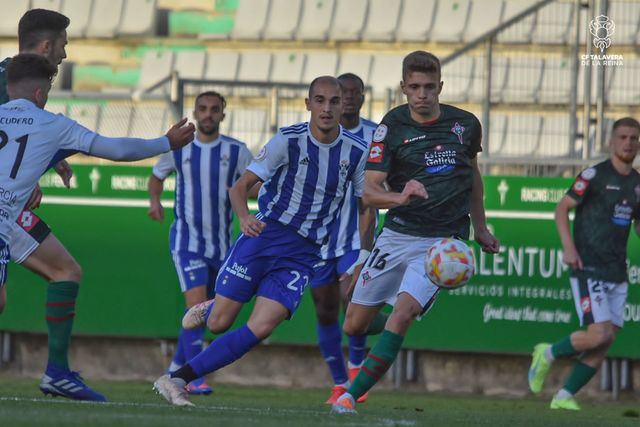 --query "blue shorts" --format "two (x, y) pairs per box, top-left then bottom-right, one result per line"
(215, 219), (320, 318)
(310, 250), (360, 288)
(0, 239), (9, 287)
(172, 252), (222, 298)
